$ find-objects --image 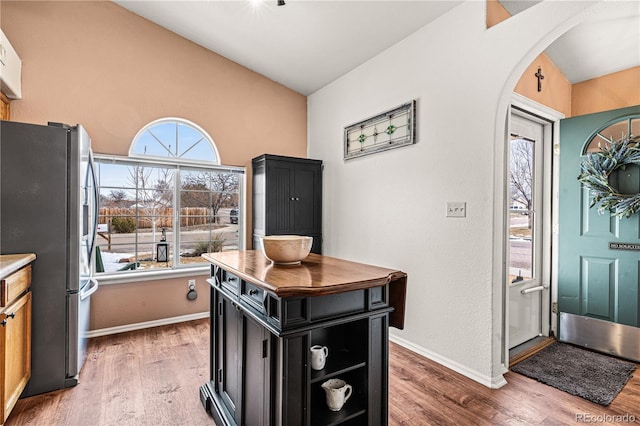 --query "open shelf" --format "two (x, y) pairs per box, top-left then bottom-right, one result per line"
(310, 385), (366, 426)
(310, 367), (368, 426)
(311, 404), (366, 426)
(310, 350), (366, 384)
